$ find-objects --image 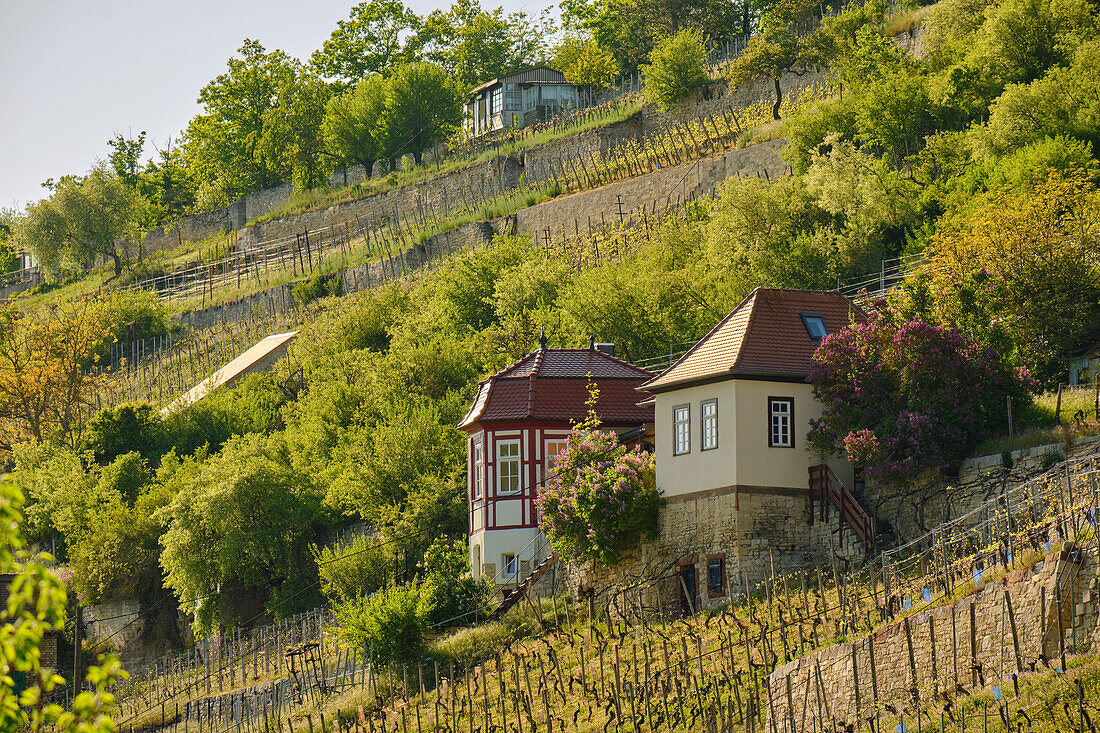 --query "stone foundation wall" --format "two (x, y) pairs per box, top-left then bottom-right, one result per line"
(570, 487), (866, 619)
(767, 543), (1099, 729)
